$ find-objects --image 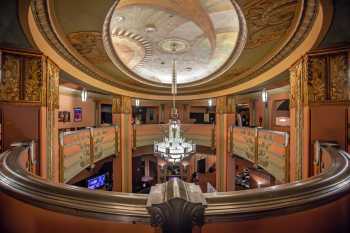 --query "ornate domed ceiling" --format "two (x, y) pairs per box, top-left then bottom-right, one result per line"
(29, 0), (325, 99)
(105, 0), (245, 84)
